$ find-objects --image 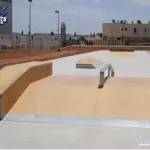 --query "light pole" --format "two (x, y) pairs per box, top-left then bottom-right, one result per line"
(55, 10), (60, 39)
(28, 0), (32, 50)
(28, 0), (32, 35)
